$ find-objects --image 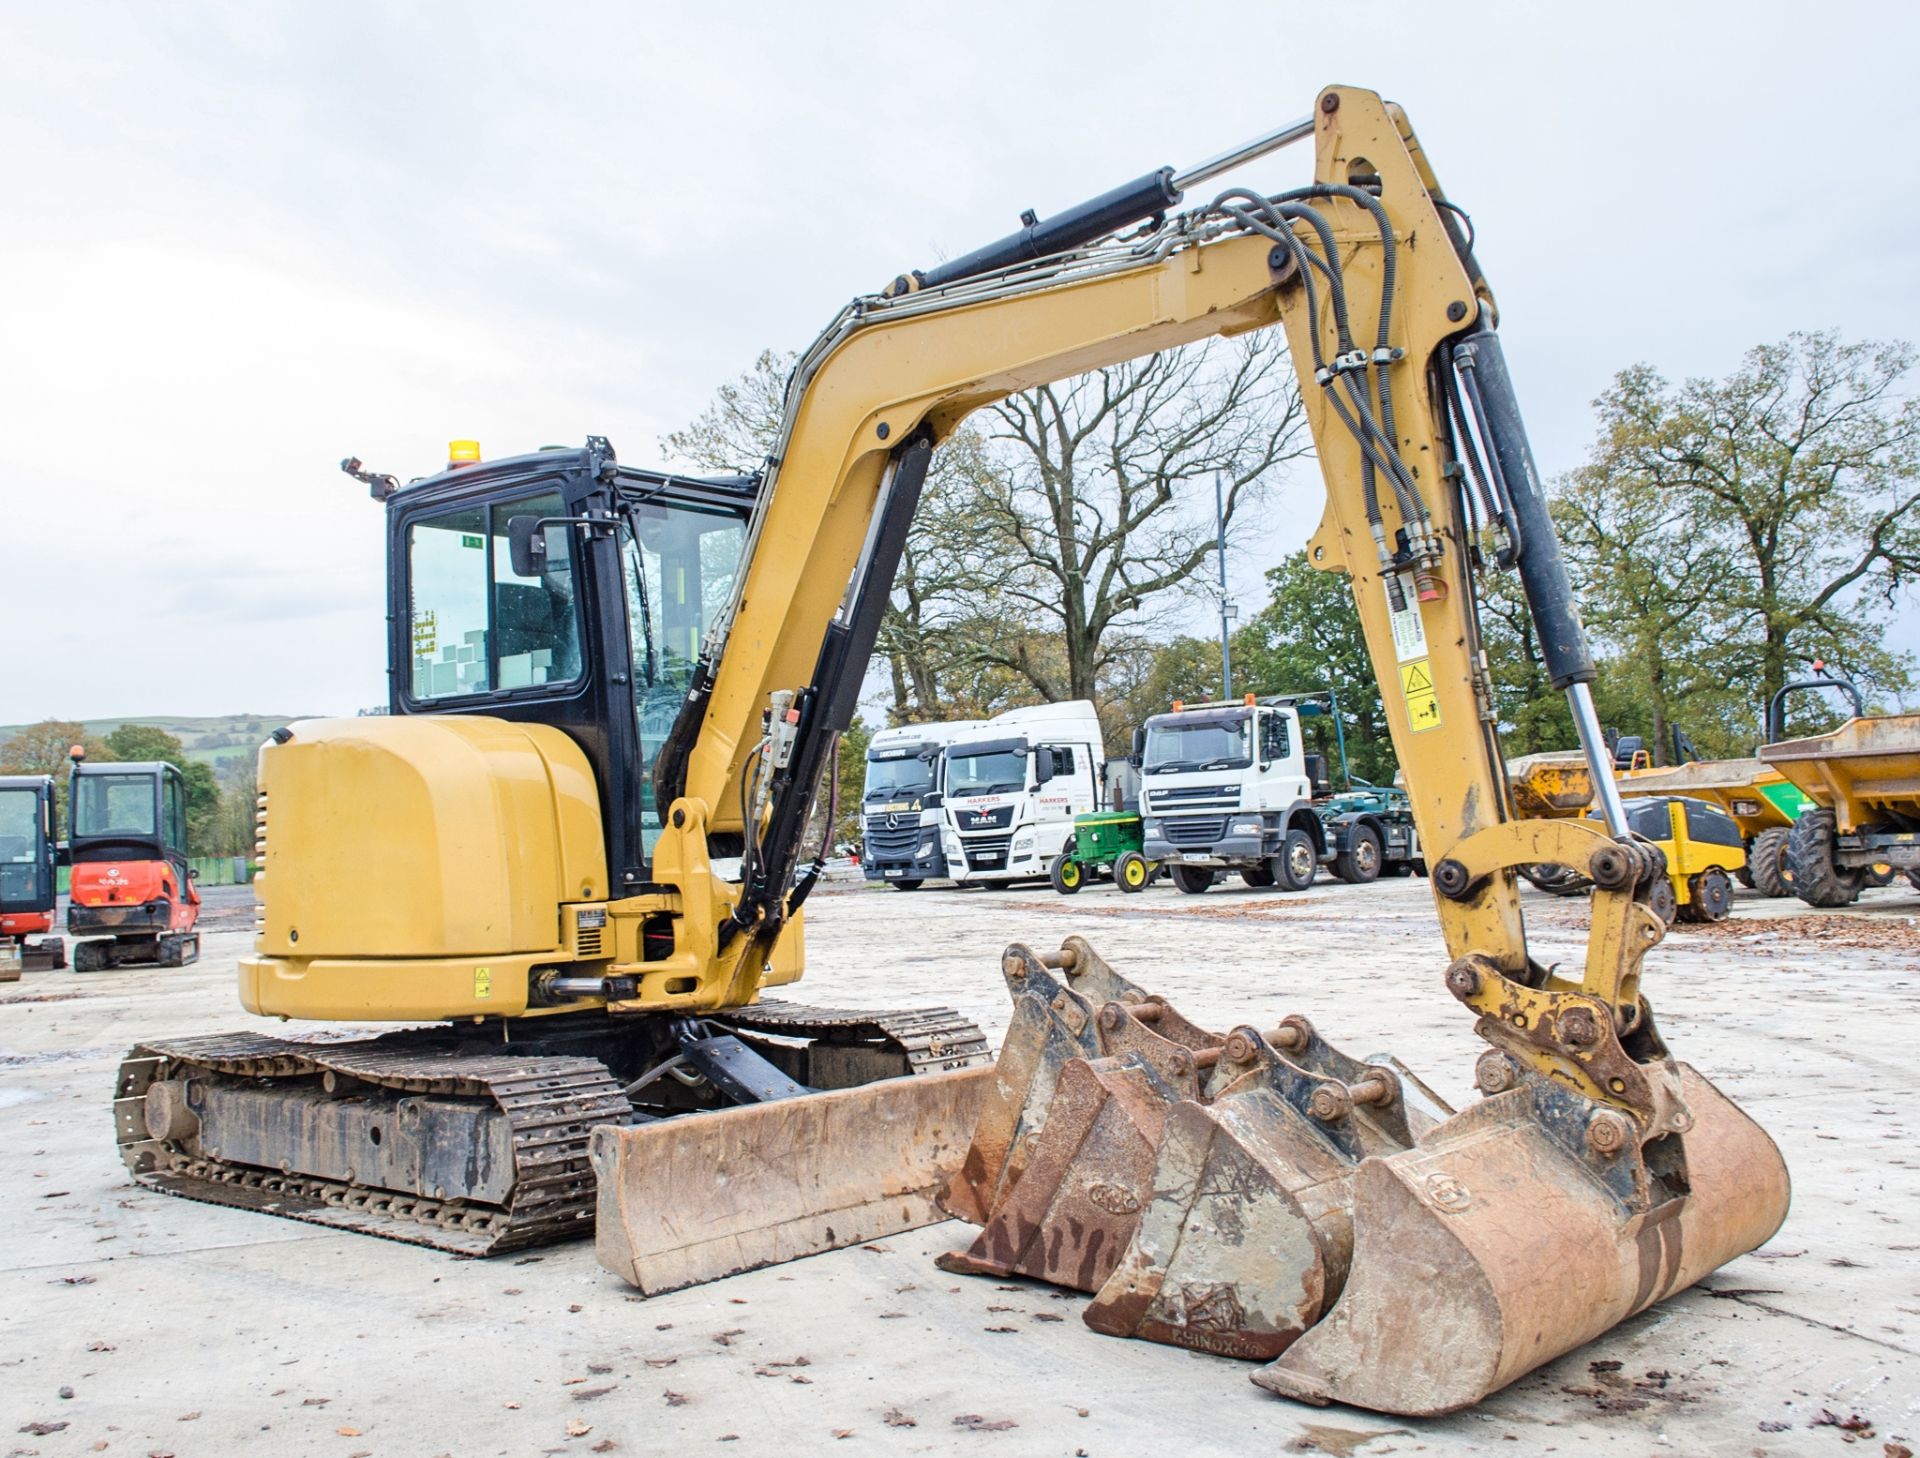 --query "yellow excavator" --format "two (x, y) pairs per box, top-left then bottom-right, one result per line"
(113, 86), (1788, 1416)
